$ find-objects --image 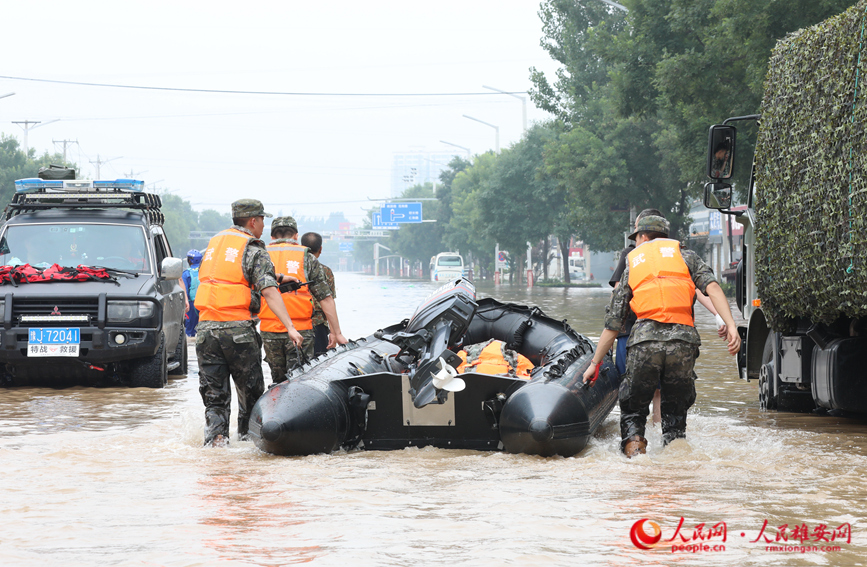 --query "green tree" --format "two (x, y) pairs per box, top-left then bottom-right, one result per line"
(0, 135), (67, 211)
(475, 125), (561, 278)
(197, 209), (232, 232)
(160, 194), (199, 255)
(530, 0), (859, 241)
(444, 153), (499, 274)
